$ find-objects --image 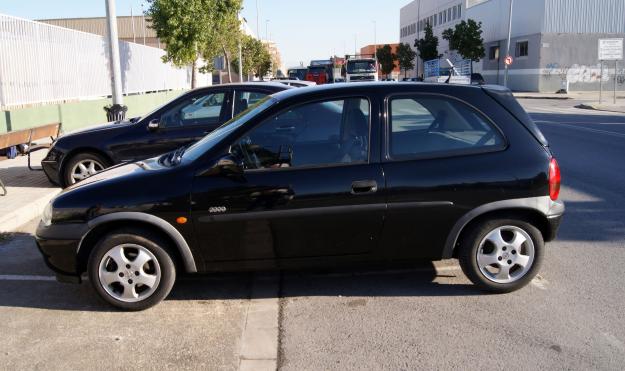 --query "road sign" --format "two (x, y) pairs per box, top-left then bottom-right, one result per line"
(504, 56), (513, 66)
(598, 38), (623, 61)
